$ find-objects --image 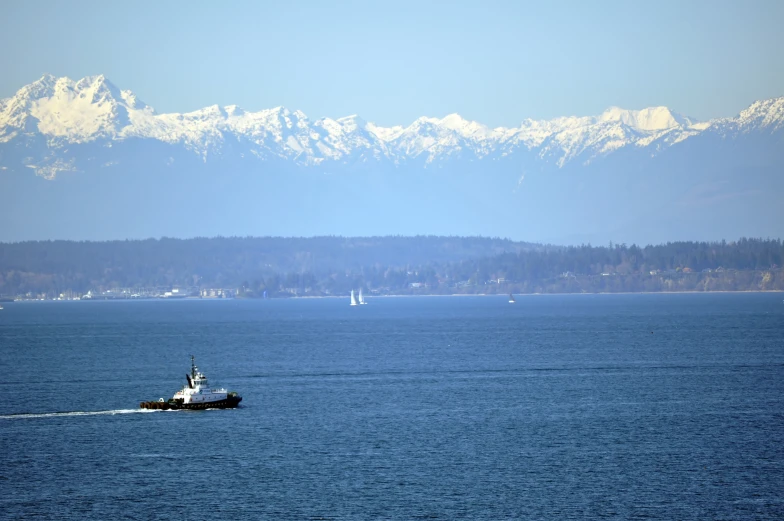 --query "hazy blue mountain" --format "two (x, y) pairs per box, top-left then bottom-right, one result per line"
(1, 74), (782, 244)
